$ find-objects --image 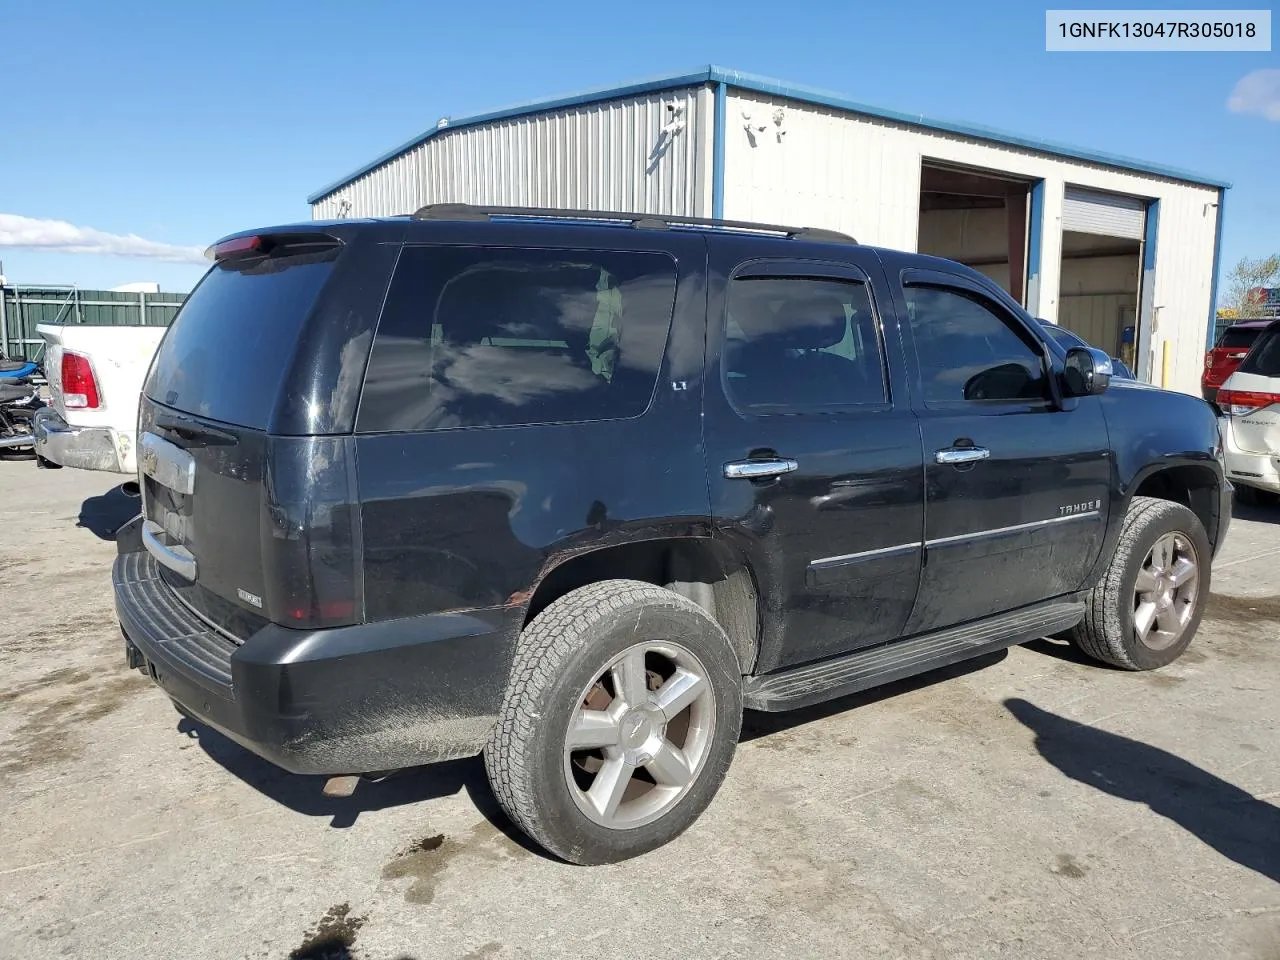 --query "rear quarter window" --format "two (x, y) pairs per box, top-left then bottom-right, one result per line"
(1238, 328), (1280, 377)
(357, 246), (677, 432)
